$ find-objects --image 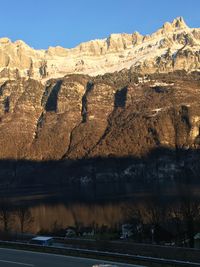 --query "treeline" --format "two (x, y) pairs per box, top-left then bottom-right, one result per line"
(123, 184), (200, 248)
